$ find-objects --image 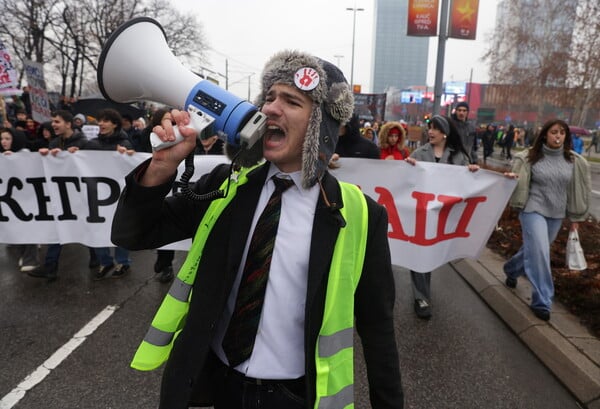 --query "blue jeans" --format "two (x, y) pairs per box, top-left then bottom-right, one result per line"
(504, 212), (562, 311)
(94, 247), (130, 266)
(45, 243), (62, 264)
